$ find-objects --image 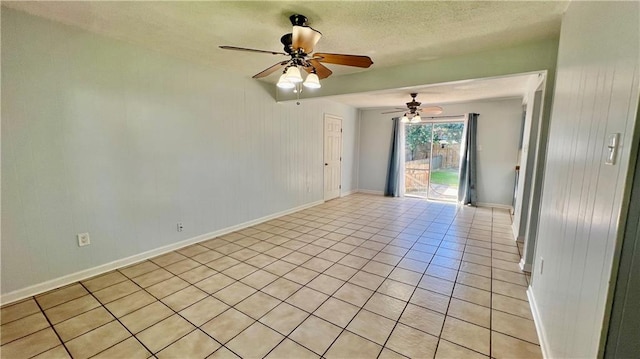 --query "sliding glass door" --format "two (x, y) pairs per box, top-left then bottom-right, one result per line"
(404, 120), (465, 202)
(427, 122), (464, 201)
(404, 123), (433, 198)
